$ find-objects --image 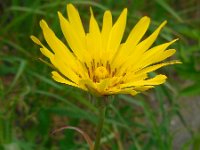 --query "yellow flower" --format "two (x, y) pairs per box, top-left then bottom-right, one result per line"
(31, 4), (180, 96)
